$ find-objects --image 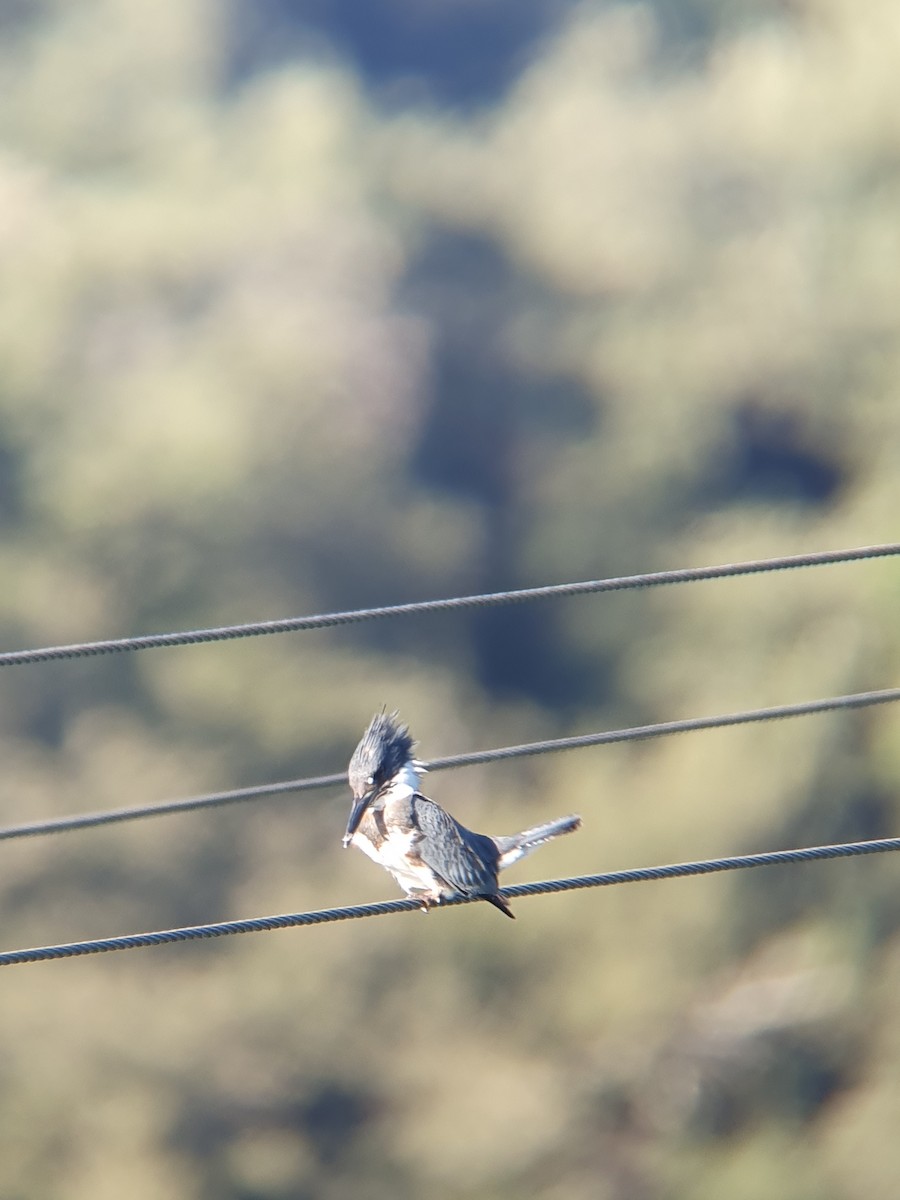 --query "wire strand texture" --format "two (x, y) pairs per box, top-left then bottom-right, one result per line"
(2, 685), (898, 842)
(3, 834), (900, 966)
(1, 542), (897, 666)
